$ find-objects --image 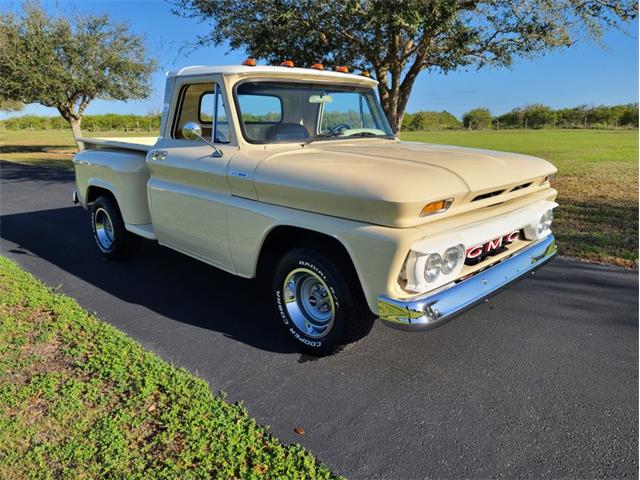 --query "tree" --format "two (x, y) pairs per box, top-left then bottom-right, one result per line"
(0, 1), (156, 148)
(0, 98), (23, 112)
(463, 108), (492, 129)
(171, 0), (637, 133)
